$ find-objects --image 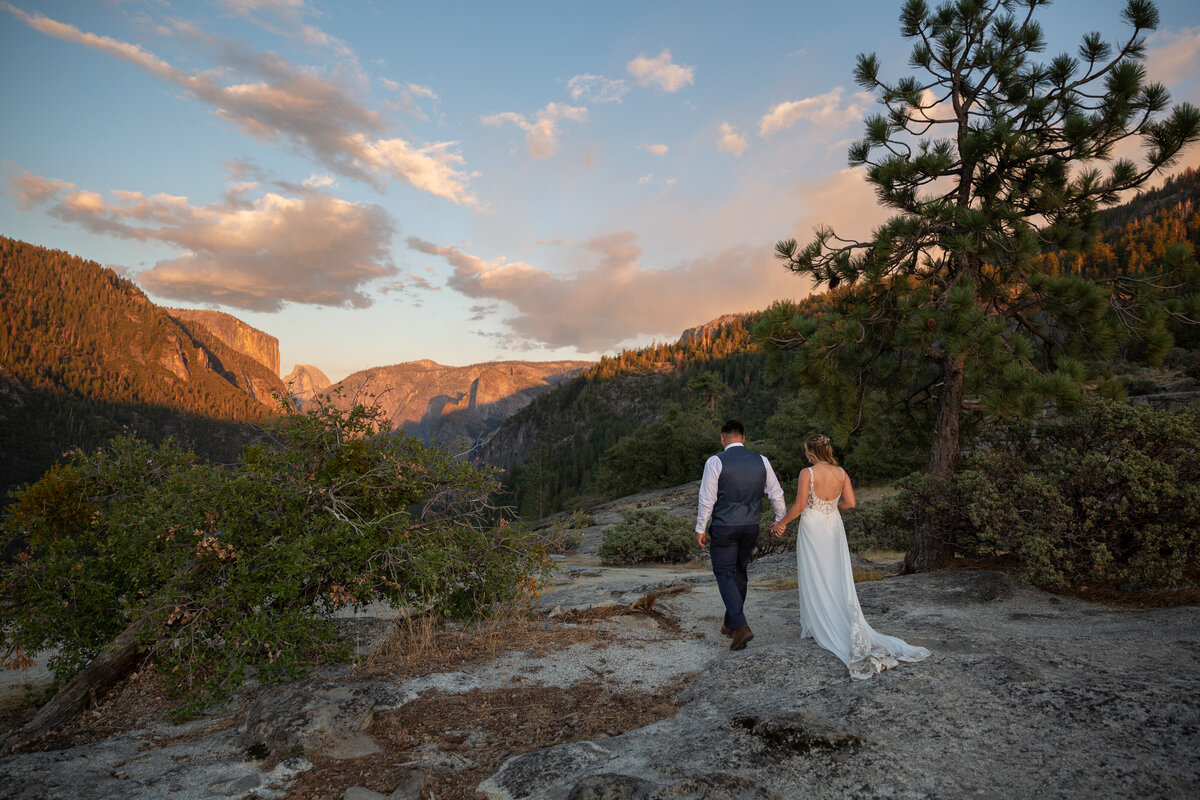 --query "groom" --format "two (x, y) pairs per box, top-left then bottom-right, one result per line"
(695, 419), (786, 650)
